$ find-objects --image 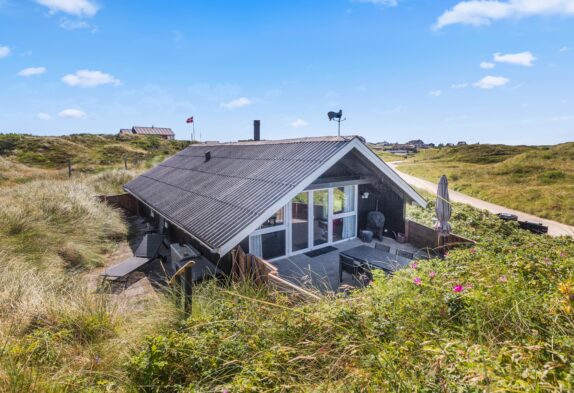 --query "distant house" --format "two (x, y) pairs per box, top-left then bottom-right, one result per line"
(457, 141), (467, 146)
(386, 144), (418, 154)
(407, 139), (426, 149)
(118, 126), (175, 140)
